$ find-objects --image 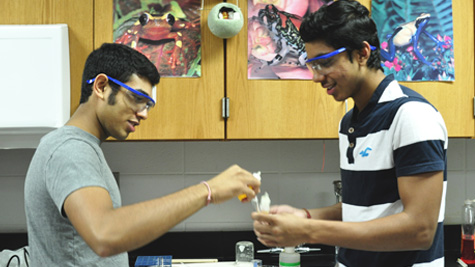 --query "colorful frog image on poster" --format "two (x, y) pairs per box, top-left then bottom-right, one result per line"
(247, 0), (332, 80)
(248, 3), (308, 79)
(114, 0), (201, 77)
(372, 0), (454, 81)
(380, 13), (448, 68)
(253, 4), (307, 67)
